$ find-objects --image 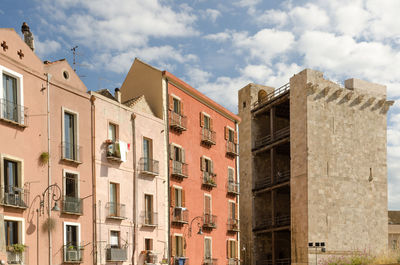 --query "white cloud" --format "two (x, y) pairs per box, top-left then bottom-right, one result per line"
(201, 9), (221, 23)
(235, 0), (261, 8)
(289, 3), (330, 32)
(35, 39), (61, 58)
(255, 9), (288, 27)
(204, 31), (232, 42)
